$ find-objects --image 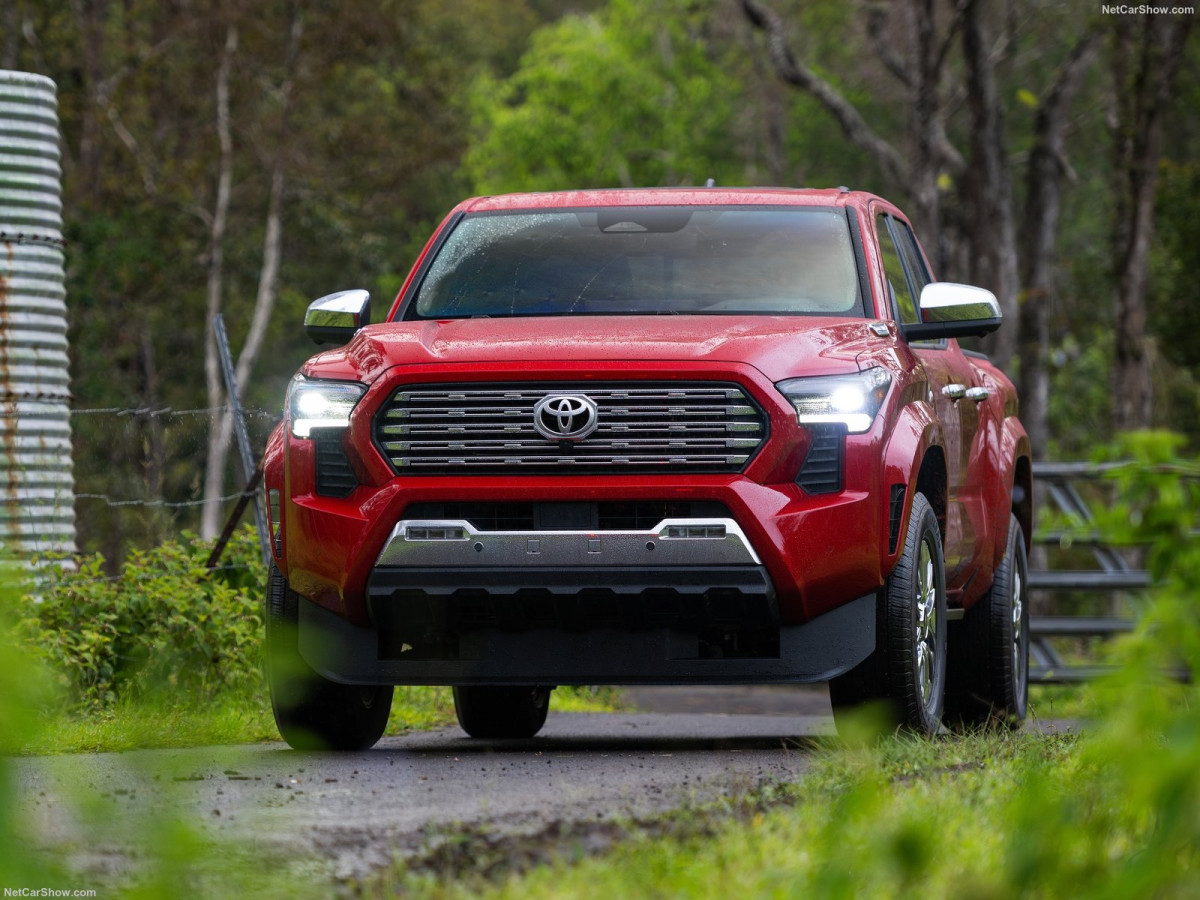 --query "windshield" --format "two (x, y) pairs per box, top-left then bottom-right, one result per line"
(407, 206), (863, 319)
